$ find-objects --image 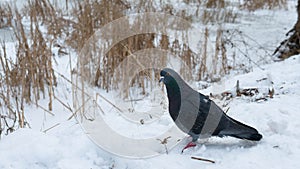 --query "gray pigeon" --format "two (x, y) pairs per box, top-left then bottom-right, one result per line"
(159, 68), (262, 152)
